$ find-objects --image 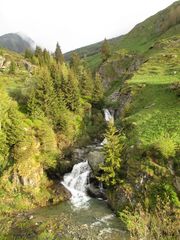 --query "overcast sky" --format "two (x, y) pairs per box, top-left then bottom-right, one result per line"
(0, 0), (176, 53)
